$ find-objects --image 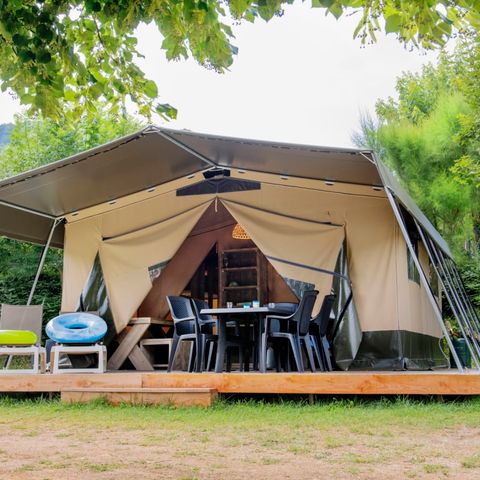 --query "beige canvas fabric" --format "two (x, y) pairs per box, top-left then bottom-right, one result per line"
(99, 201), (211, 330)
(219, 183), (399, 331)
(61, 186), (214, 330)
(60, 168), (442, 341)
(221, 199), (345, 313)
(396, 238), (442, 337)
(61, 216), (103, 312)
(344, 198), (399, 333)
